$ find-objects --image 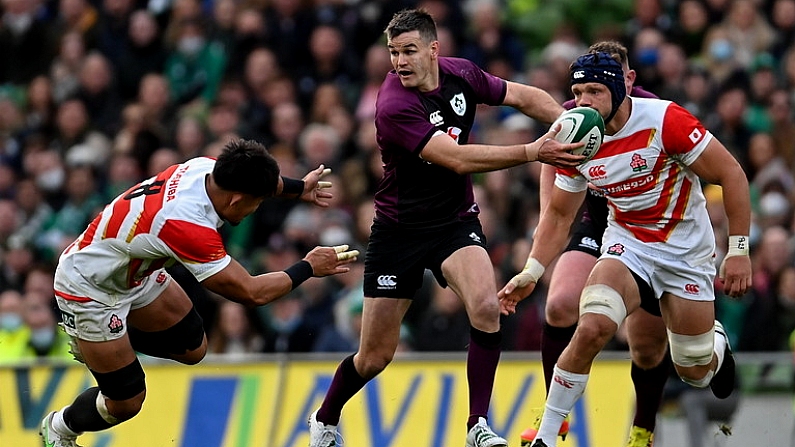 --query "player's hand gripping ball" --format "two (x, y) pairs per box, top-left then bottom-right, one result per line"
(551, 107), (605, 163)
